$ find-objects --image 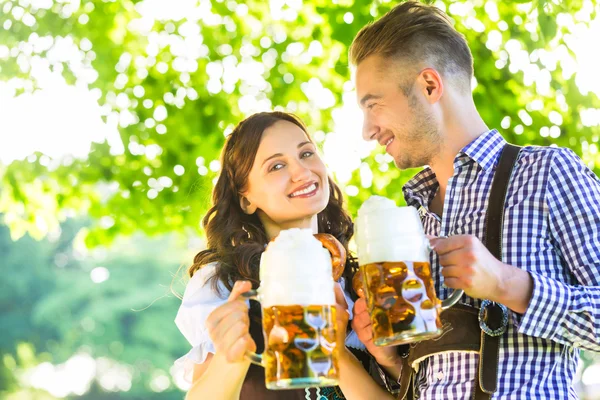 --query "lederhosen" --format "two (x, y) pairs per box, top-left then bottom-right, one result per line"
(394, 144), (522, 400)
